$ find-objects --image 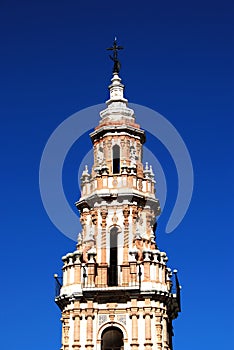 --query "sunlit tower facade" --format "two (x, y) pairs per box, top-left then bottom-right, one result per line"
(54, 41), (181, 350)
